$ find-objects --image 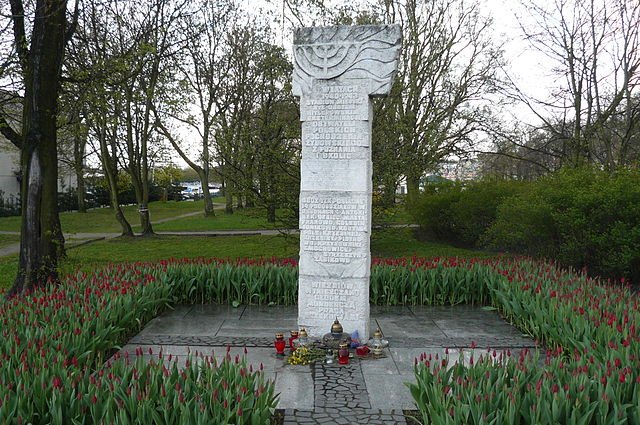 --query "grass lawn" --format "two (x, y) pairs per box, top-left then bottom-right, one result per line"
(0, 234), (300, 290)
(374, 205), (414, 225)
(371, 228), (492, 258)
(0, 234), (19, 249)
(0, 228), (490, 291)
(153, 207), (282, 231)
(0, 200), (208, 234)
